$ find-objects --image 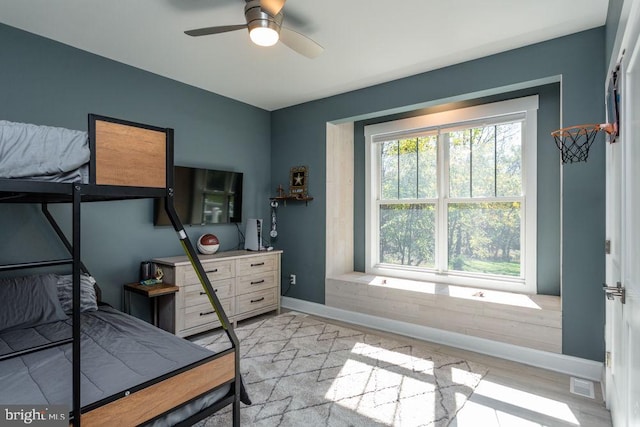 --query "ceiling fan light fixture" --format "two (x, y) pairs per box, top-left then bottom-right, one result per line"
(184, 0), (323, 58)
(250, 26), (279, 47)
